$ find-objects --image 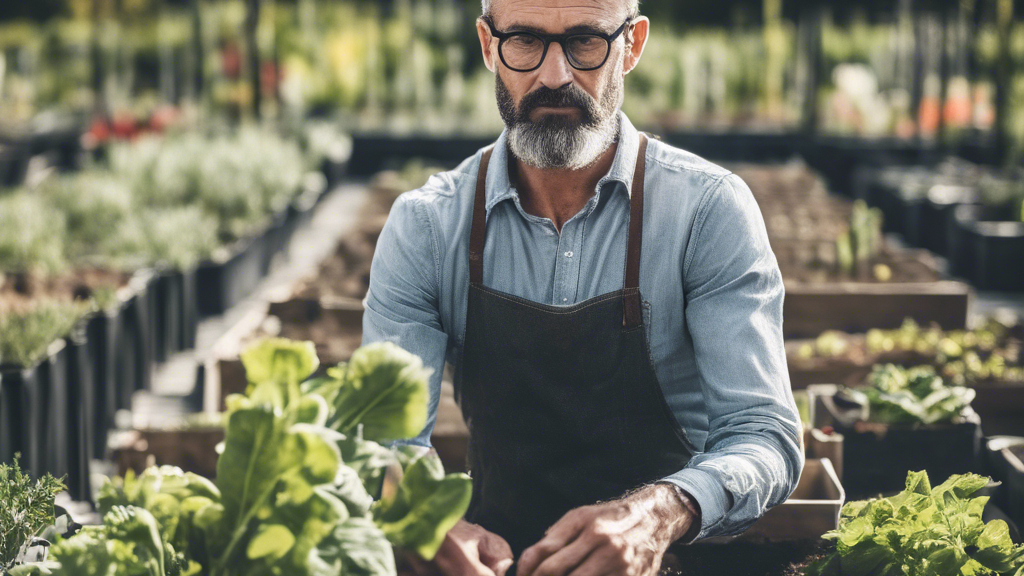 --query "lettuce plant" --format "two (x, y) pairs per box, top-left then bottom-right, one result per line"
(841, 364), (975, 425)
(807, 470), (1024, 576)
(50, 338), (471, 576)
